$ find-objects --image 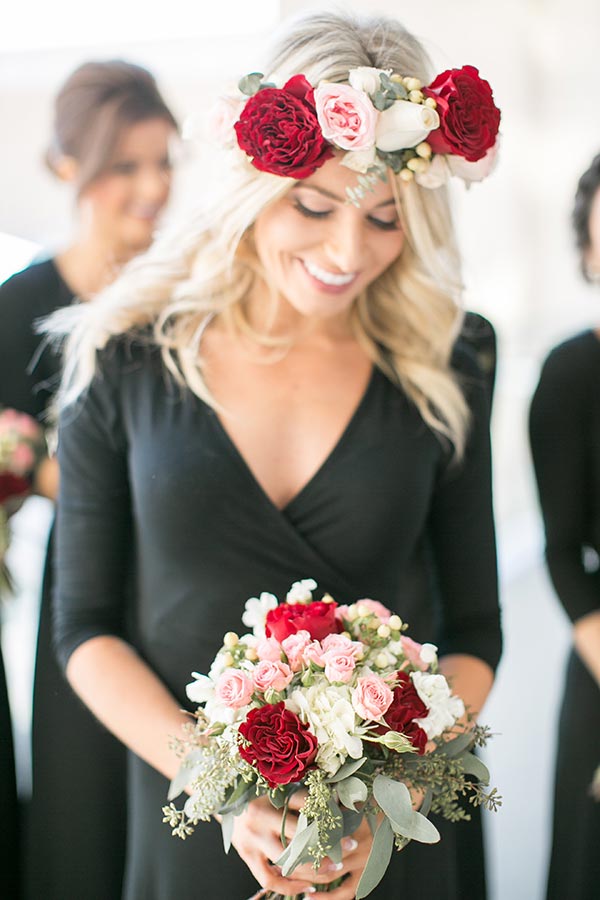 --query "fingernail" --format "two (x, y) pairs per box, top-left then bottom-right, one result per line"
(342, 837), (358, 852)
(303, 889), (317, 896)
(326, 861), (344, 872)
